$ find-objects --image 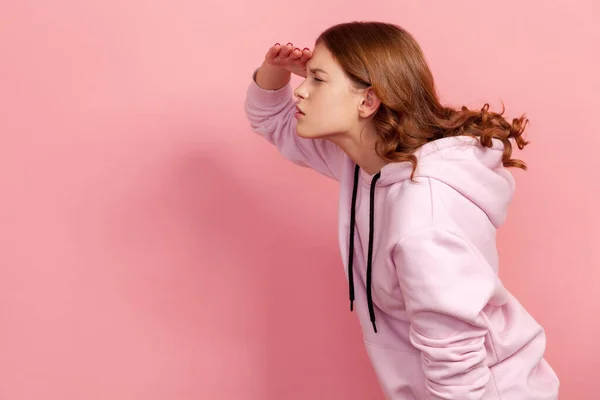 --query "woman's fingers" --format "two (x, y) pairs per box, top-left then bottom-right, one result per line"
(289, 47), (303, 60)
(300, 48), (312, 63)
(279, 43), (293, 58)
(265, 43), (281, 60)
(263, 42), (312, 77)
